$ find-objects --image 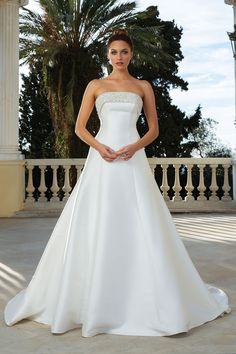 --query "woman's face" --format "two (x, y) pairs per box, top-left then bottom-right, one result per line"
(107, 40), (133, 70)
